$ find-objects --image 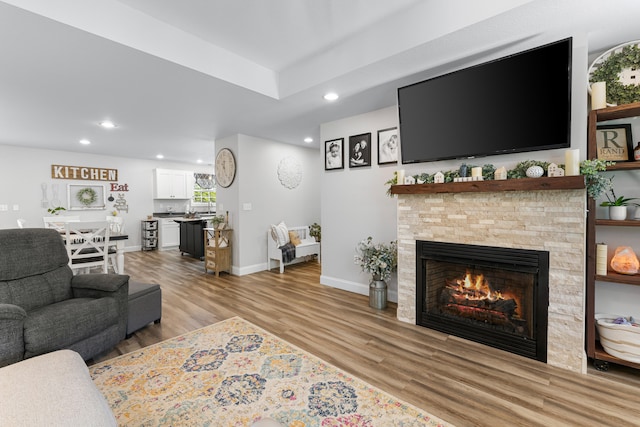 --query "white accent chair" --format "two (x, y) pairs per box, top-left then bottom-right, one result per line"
(267, 225), (320, 273)
(64, 221), (111, 274)
(16, 219), (26, 228)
